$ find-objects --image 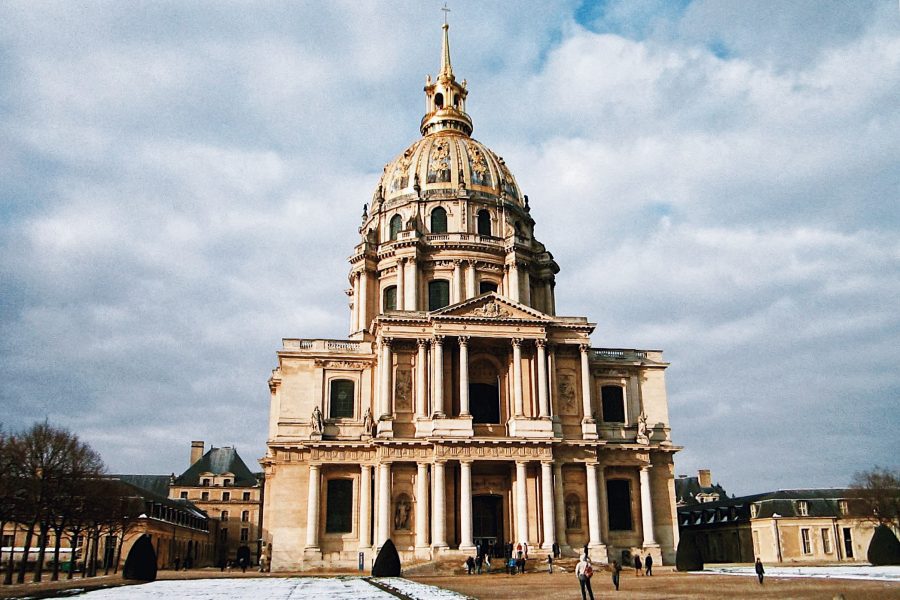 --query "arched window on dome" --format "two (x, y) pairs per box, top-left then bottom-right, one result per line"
(435, 92), (444, 109)
(383, 286), (397, 312)
(477, 210), (491, 236)
(389, 215), (402, 241)
(430, 207), (448, 234)
(428, 280), (450, 311)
